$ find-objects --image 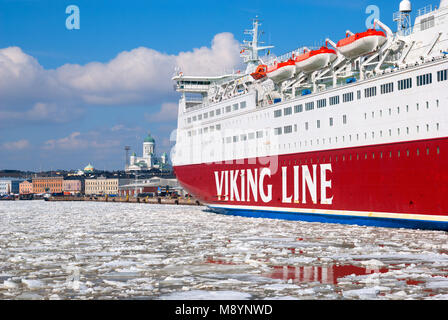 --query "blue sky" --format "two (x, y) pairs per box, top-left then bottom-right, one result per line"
(0, 0), (434, 171)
